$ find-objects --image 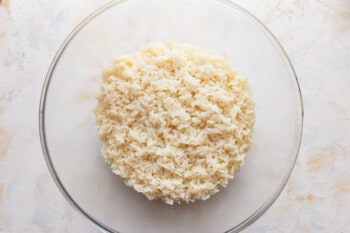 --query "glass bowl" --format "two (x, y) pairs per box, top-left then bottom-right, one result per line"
(39, 0), (303, 232)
